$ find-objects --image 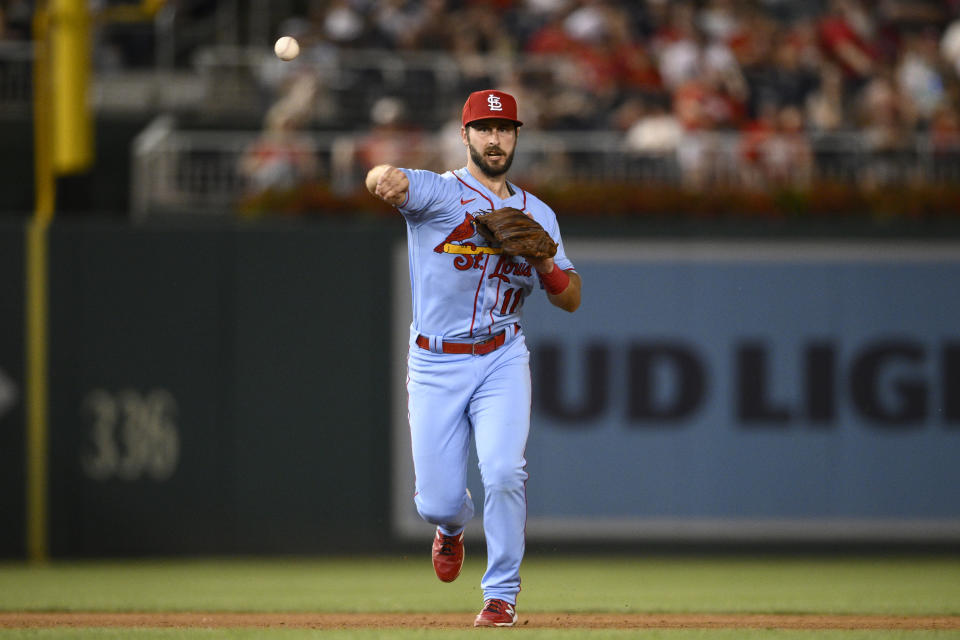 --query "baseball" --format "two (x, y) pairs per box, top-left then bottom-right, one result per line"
(274, 36), (300, 61)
